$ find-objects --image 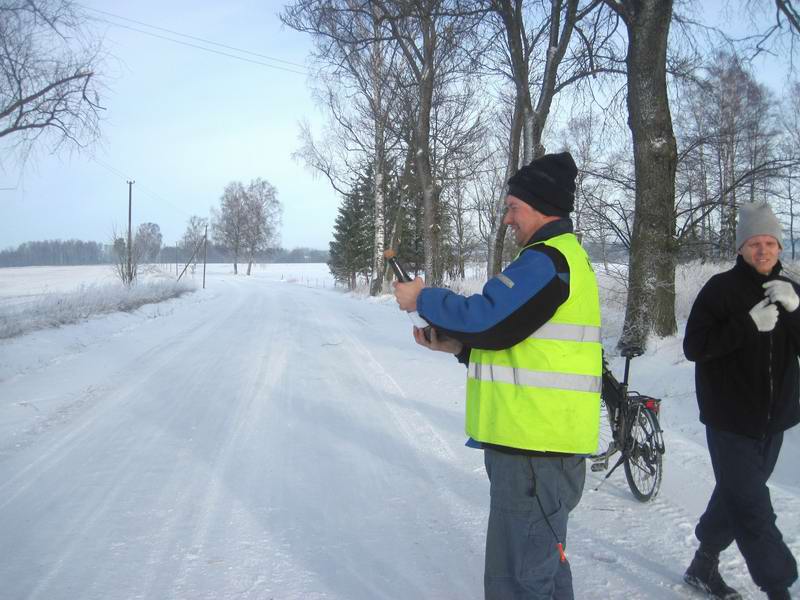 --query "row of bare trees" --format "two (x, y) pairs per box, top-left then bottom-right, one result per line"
(210, 178), (282, 275)
(283, 0), (618, 291)
(287, 0), (800, 347)
(175, 179), (285, 276)
(106, 179), (282, 284)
